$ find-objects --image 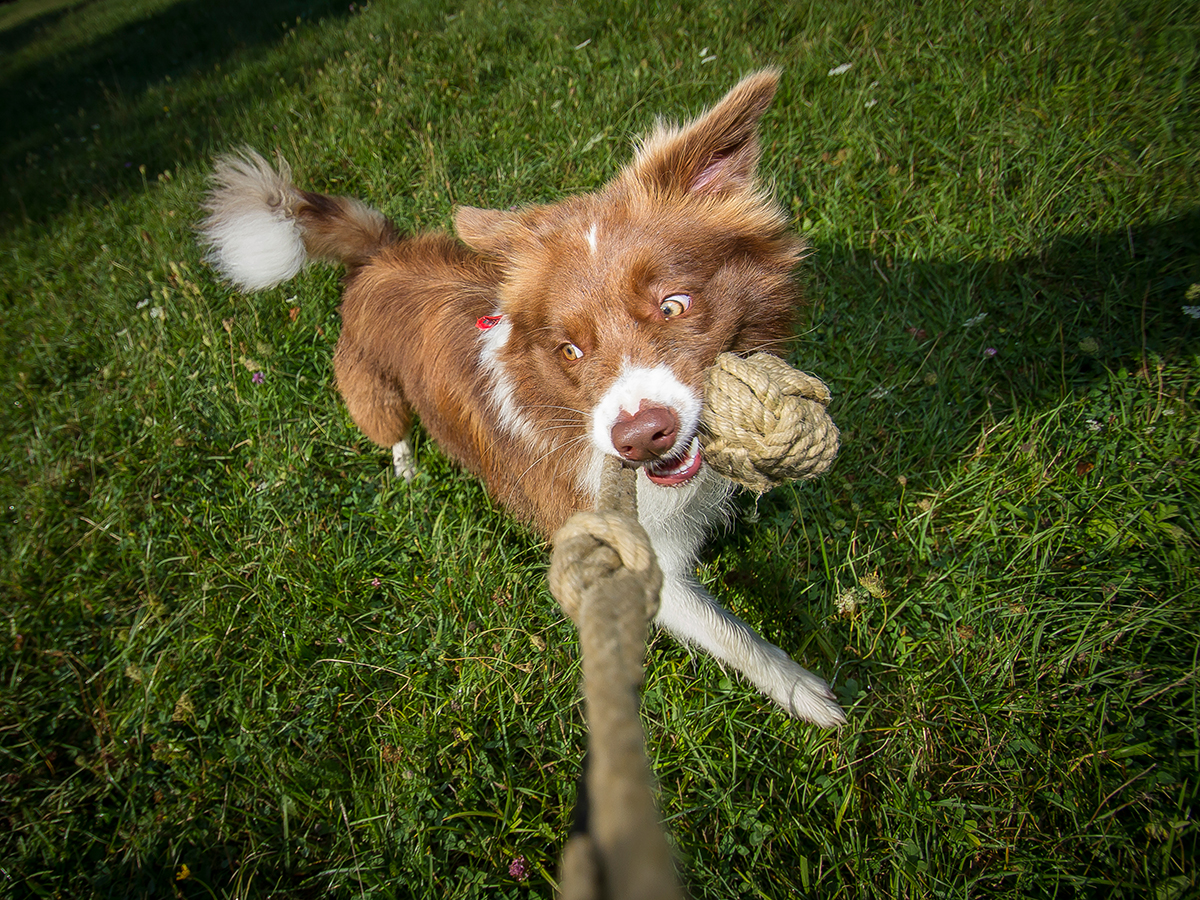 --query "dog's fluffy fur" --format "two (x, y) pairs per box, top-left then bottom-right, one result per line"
(200, 70), (845, 727)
